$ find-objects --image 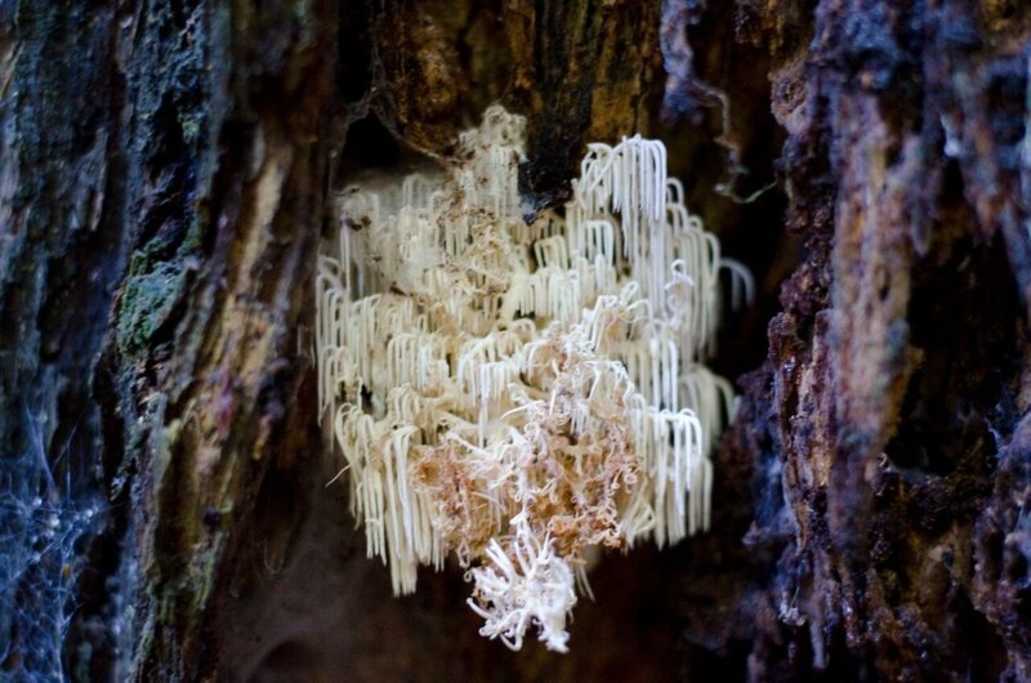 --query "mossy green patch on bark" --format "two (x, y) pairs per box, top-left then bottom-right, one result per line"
(116, 259), (190, 357)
